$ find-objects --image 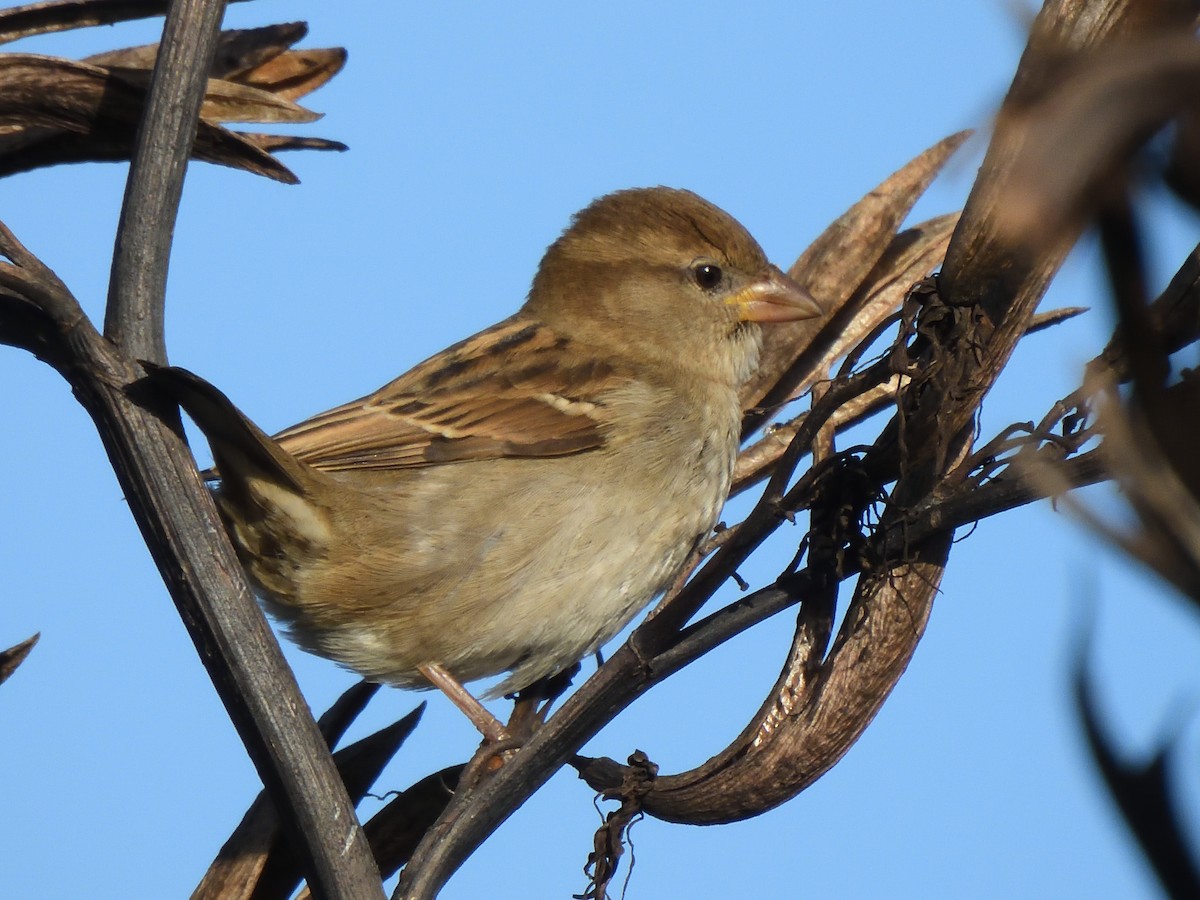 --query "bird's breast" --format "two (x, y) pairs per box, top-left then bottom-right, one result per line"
(253, 377), (745, 694)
